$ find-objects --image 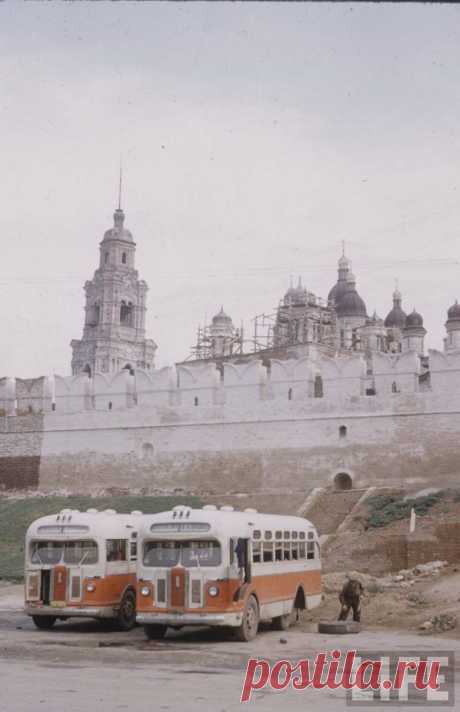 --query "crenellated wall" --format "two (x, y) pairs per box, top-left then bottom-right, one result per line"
(2, 350), (460, 493)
